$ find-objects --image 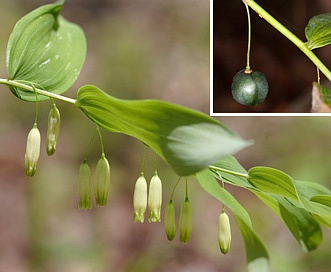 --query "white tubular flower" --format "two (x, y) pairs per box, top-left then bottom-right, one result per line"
(218, 211), (231, 254)
(148, 172), (162, 222)
(133, 173), (148, 223)
(25, 125), (41, 177)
